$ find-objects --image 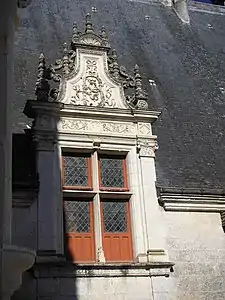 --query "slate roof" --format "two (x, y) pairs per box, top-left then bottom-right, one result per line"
(13, 0), (225, 189)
